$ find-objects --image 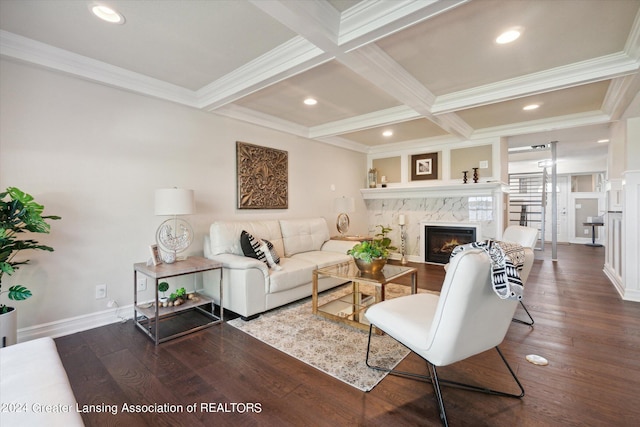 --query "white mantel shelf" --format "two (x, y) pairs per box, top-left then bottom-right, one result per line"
(360, 182), (509, 199)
